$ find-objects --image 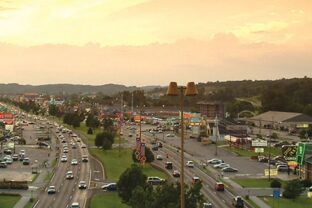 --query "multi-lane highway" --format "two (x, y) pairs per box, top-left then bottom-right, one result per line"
(36, 127), (91, 208)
